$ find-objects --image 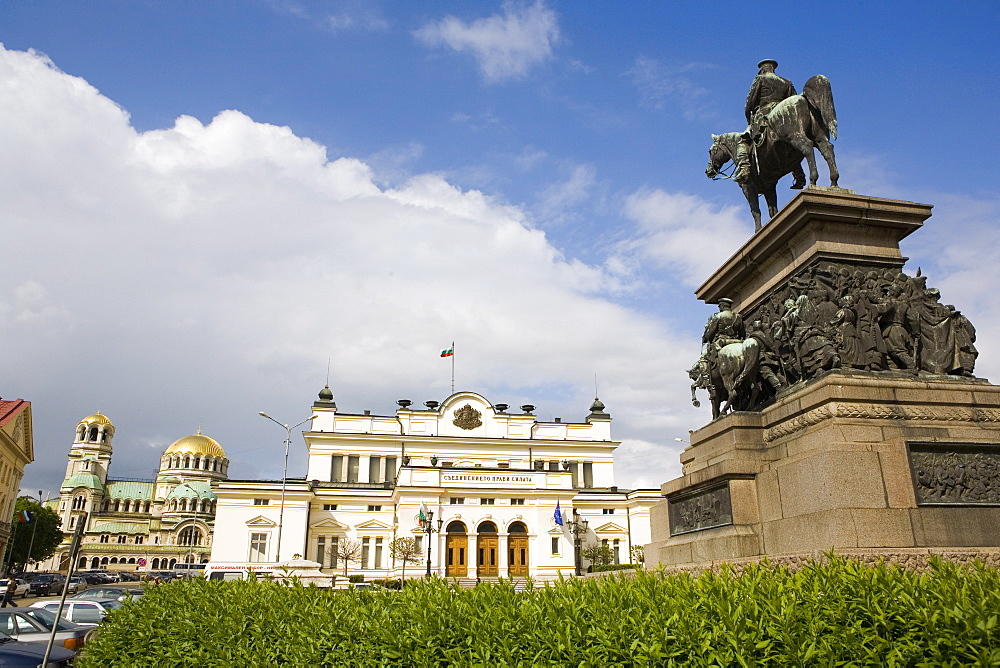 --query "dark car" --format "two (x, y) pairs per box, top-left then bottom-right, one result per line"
(0, 633), (75, 667)
(27, 573), (64, 596)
